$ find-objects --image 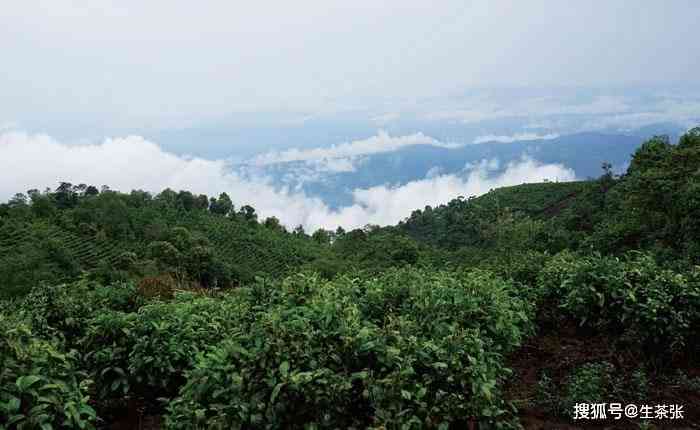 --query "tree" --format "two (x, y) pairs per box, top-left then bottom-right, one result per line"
(54, 182), (78, 209)
(6, 193), (31, 218)
(168, 227), (198, 252)
(195, 194), (209, 210)
(95, 193), (132, 239)
(176, 190), (196, 211)
(599, 162), (615, 192)
(312, 229), (331, 245)
(627, 135), (671, 175)
(29, 190), (55, 218)
(239, 205), (257, 222)
(84, 185), (99, 196)
(148, 241), (182, 270)
(210, 192), (233, 216)
(128, 190), (152, 207)
(9, 193), (27, 207)
(590, 129), (700, 258)
(264, 216), (285, 232)
(156, 188), (178, 207)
